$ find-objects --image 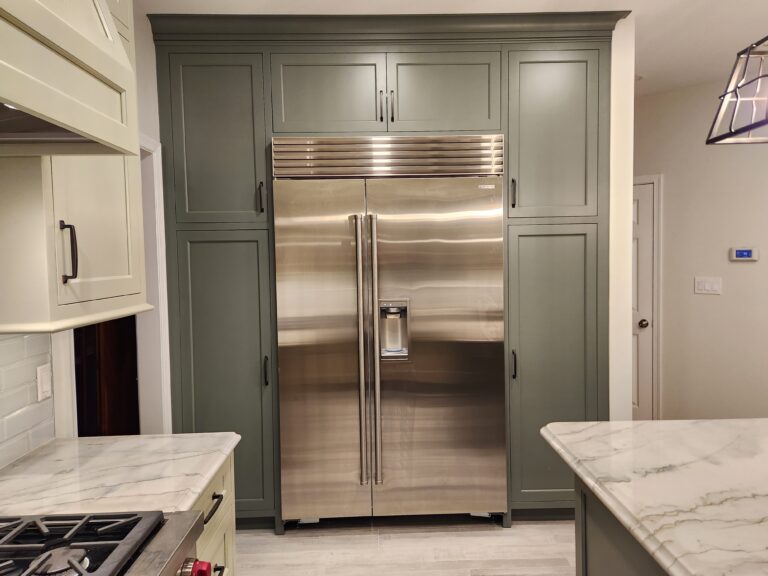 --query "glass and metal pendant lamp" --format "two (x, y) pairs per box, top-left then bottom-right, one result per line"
(707, 35), (768, 144)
